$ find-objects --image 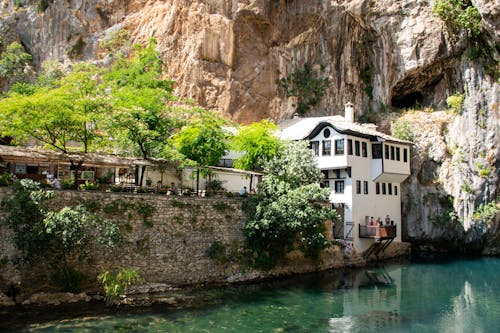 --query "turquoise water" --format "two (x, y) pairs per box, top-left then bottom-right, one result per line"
(4, 257), (500, 333)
